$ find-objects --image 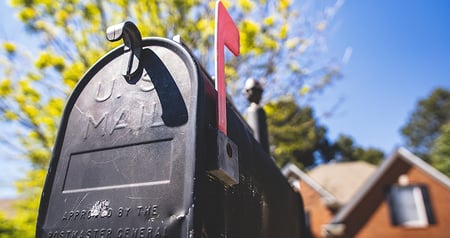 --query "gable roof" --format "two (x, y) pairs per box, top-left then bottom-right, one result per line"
(331, 147), (450, 224)
(307, 161), (377, 204)
(281, 161), (376, 208)
(281, 163), (338, 207)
